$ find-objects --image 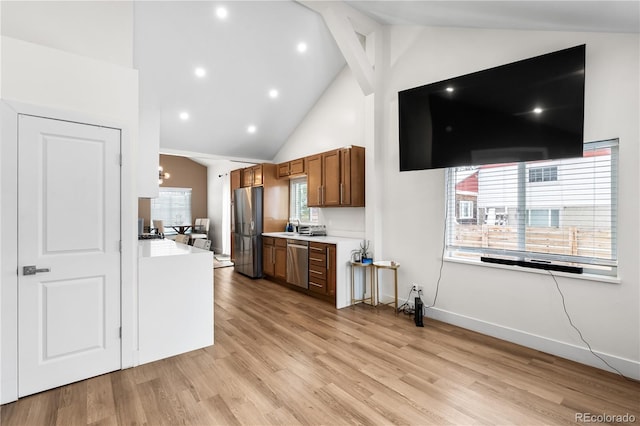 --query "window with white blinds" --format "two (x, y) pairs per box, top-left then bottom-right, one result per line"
(151, 187), (192, 231)
(446, 139), (618, 276)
